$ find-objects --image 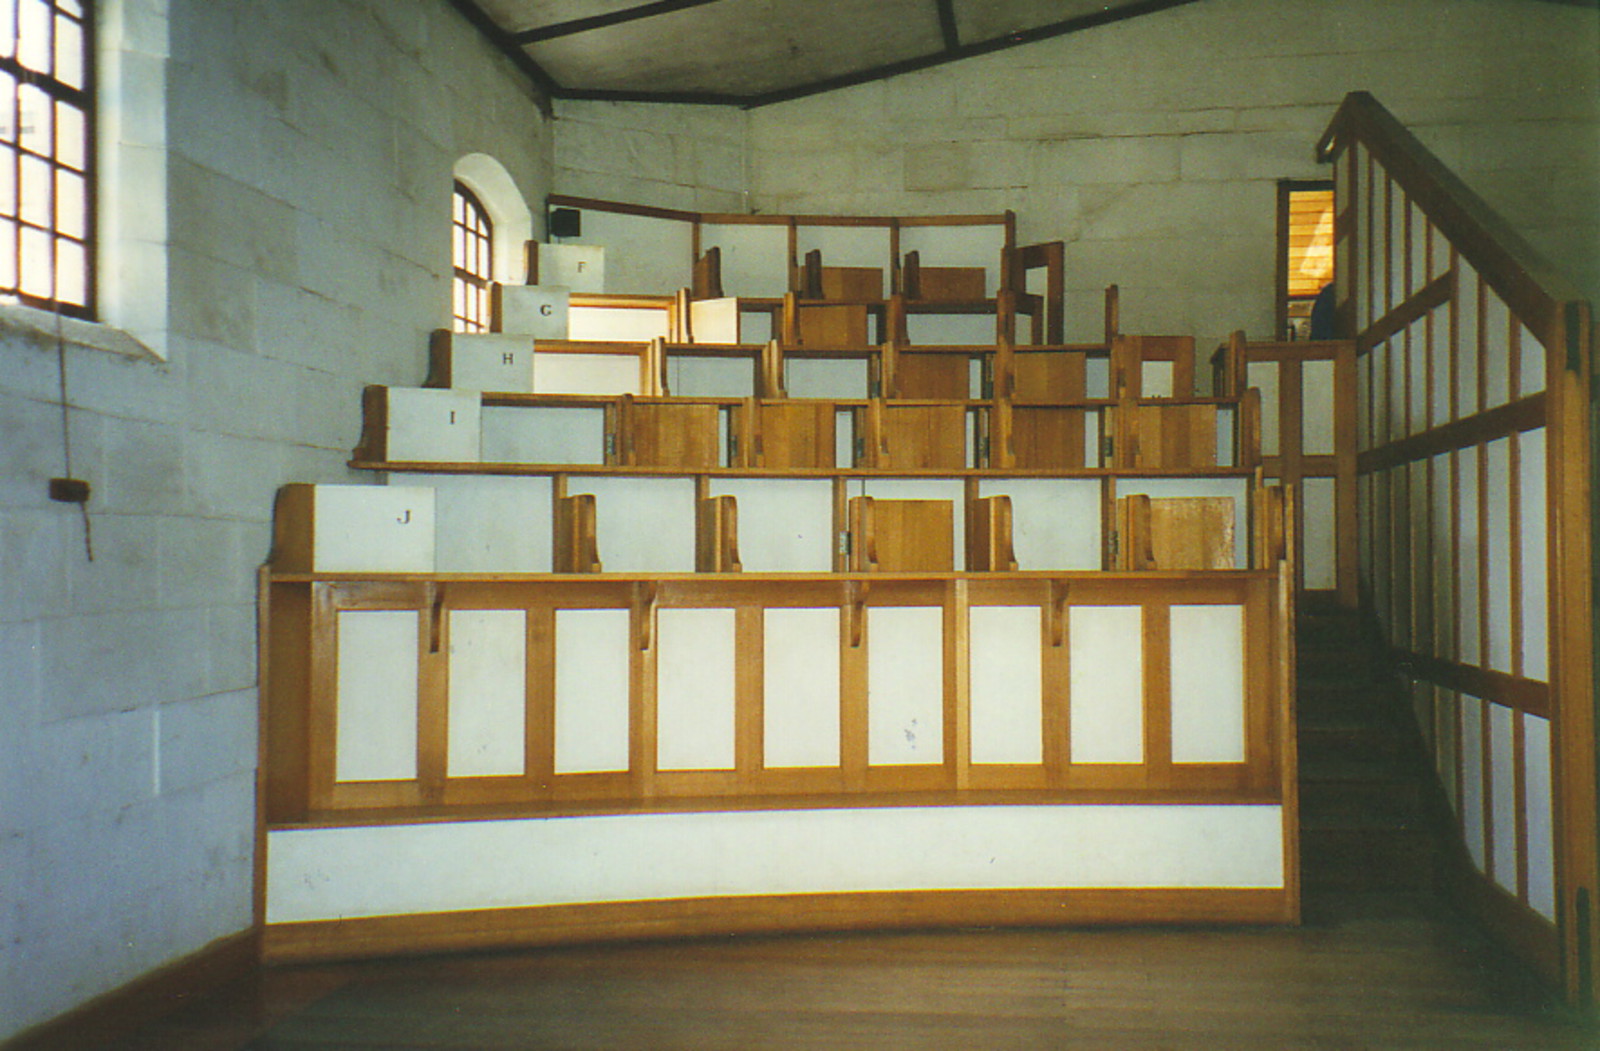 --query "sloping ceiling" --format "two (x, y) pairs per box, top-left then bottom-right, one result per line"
(450, 0), (1208, 107)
